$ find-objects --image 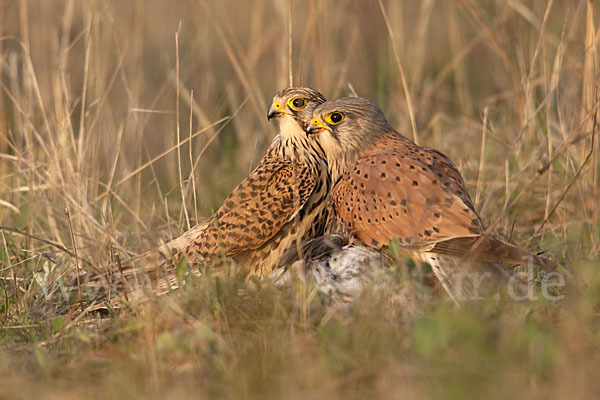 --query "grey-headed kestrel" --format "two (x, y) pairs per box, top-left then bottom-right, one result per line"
(306, 96), (558, 304)
(77, 88), (330, 306)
